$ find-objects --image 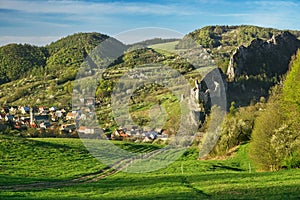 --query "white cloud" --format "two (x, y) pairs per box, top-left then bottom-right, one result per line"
(114, 27), (184, 44)
(1, 0), (299, 46)
(245, 12), (299, 30)
(0, 0), (193, 16)
(241, 0), (300, 30)
(211, 13), (251, 17)
(250, 0), (298, 7)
